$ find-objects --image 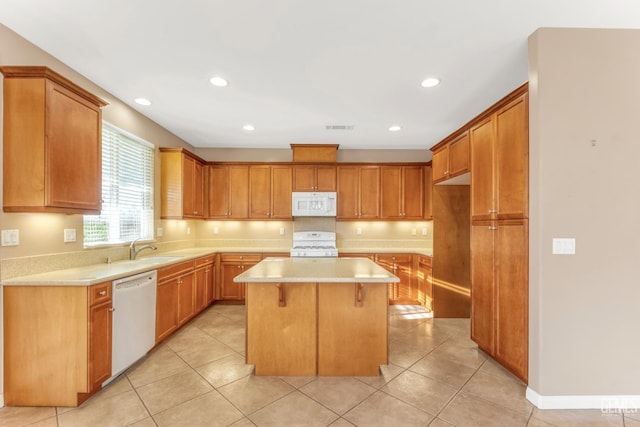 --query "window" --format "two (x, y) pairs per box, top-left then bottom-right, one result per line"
(84, 123), (154, 246)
